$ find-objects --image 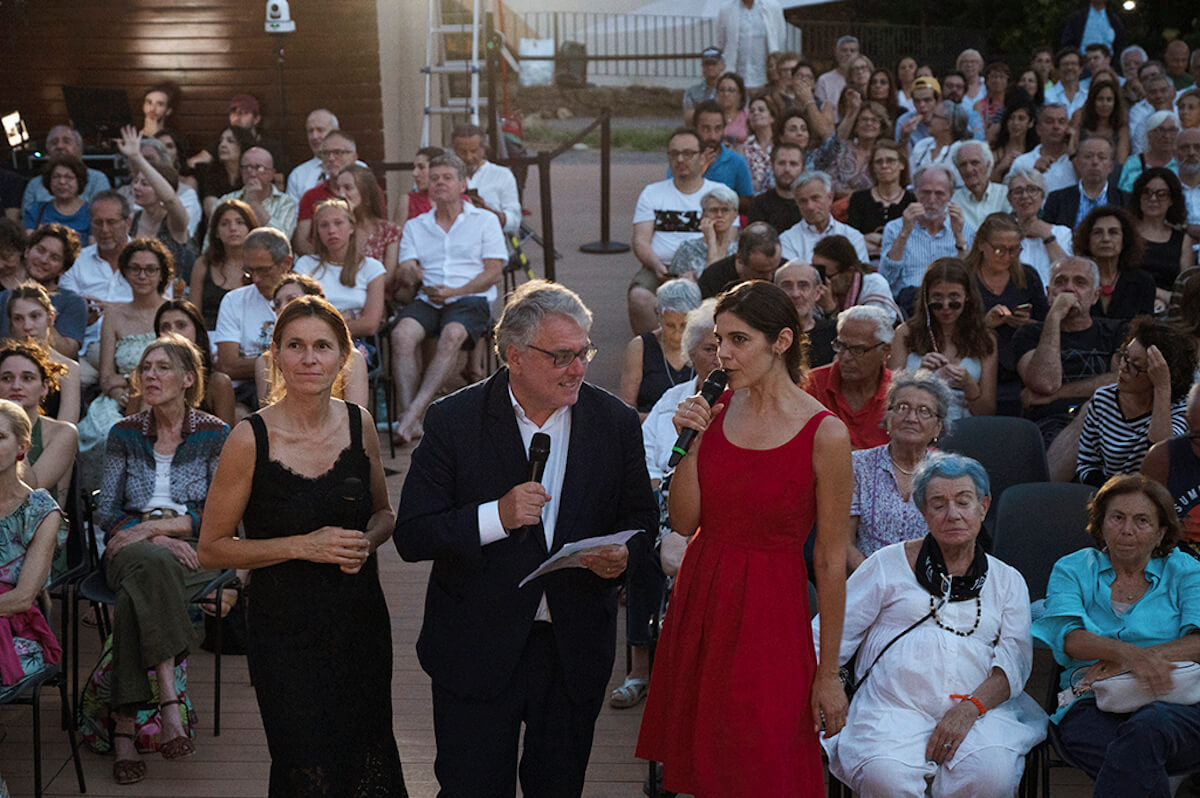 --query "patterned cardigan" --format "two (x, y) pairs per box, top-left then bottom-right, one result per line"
(97, 407), (229, 537)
